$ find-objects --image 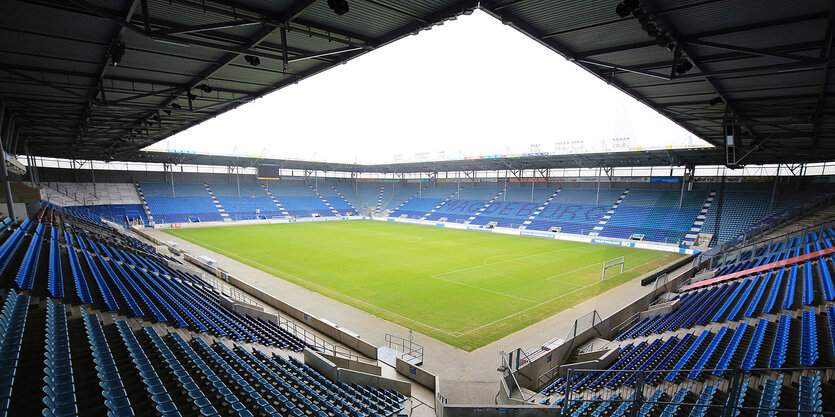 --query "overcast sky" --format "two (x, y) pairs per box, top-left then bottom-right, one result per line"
(154, 10), (706, 164)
